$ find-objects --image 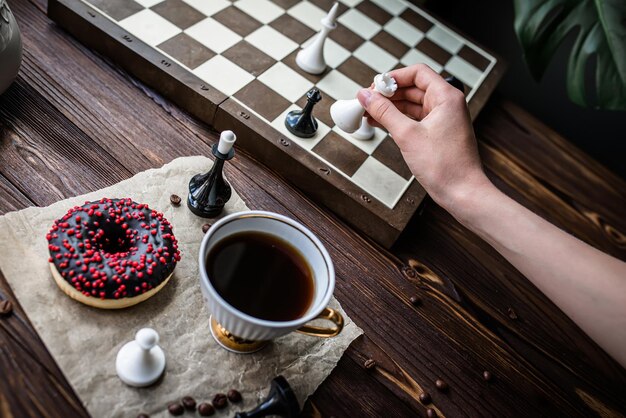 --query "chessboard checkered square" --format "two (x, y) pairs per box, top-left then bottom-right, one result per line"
(234, 0), (284, 24)
(157, 33), (216, 69)
(370, 31), (409, 58)
(416, 38), (452, 66)
(445, 56), (482, 88)
(135, 0), (164, 8)
(258, 62), (314, 102)
(269, 14), (316, 44)
(317, 69), (362, 100)
(458, 45), (491, 71)
(181, 0), (230, 16)
(296, 92), (335, 127)
(400, 48), (442, 73)
(271, 105), (331, 150)
(370, 0), (406, 15)
(151, 0), (206, 29)
(234, 80), (291, 121)
(384, 16), (424, 47)
(245, 26), (299, 61)
(312, 130), (368, 177)
(300, 36), (351, 68)
(337, 8), (380, 40)
(212, 6), (263, 37)
(426, 25), (463, 54)
(272, 0), (300, 8)
(185, 17), (242, 53)
(309, 0), (349, 15)
(85, 0), (143, 21)
(353, 41), (398, 73)
(372, 136), (412, 180)
(336, 56), (376, 89)
(353, 156), (408, 206)
(193, 55), (254, 96)
(222, 40), (276, 76)
(119, 9), (181, 46)
(400, 8), (433, 33)
(337, 0), (362, 7)
(282, 50), (325, 83)
(287, 1), (328, 31)
(332, 125), (386, 154)
(355, 1), (391, 25)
